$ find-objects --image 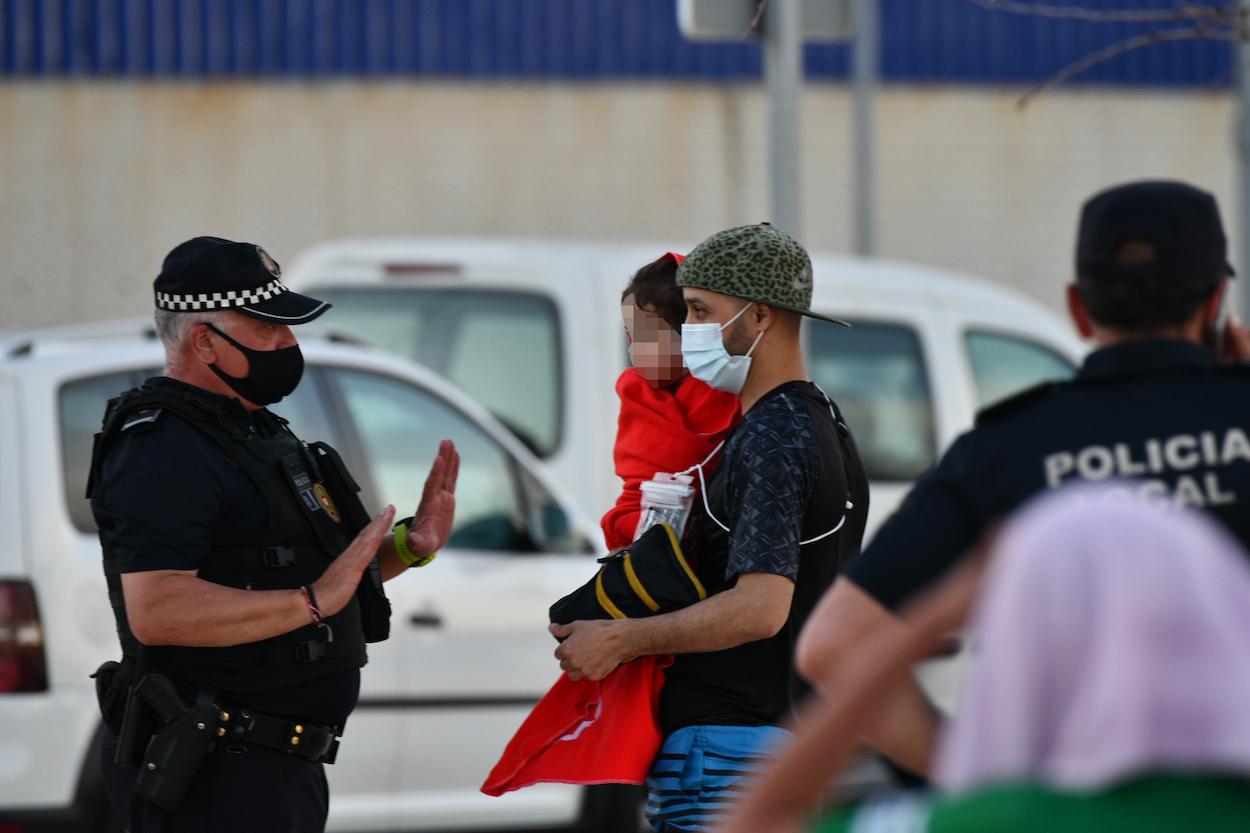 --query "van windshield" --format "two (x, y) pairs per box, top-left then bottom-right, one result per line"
(311, 287), (562, 457)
